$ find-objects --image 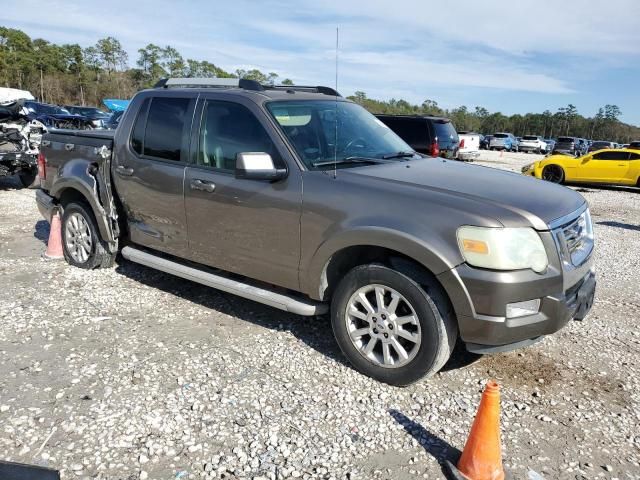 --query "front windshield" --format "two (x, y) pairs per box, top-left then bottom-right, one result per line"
(267, 100), (416, 170)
